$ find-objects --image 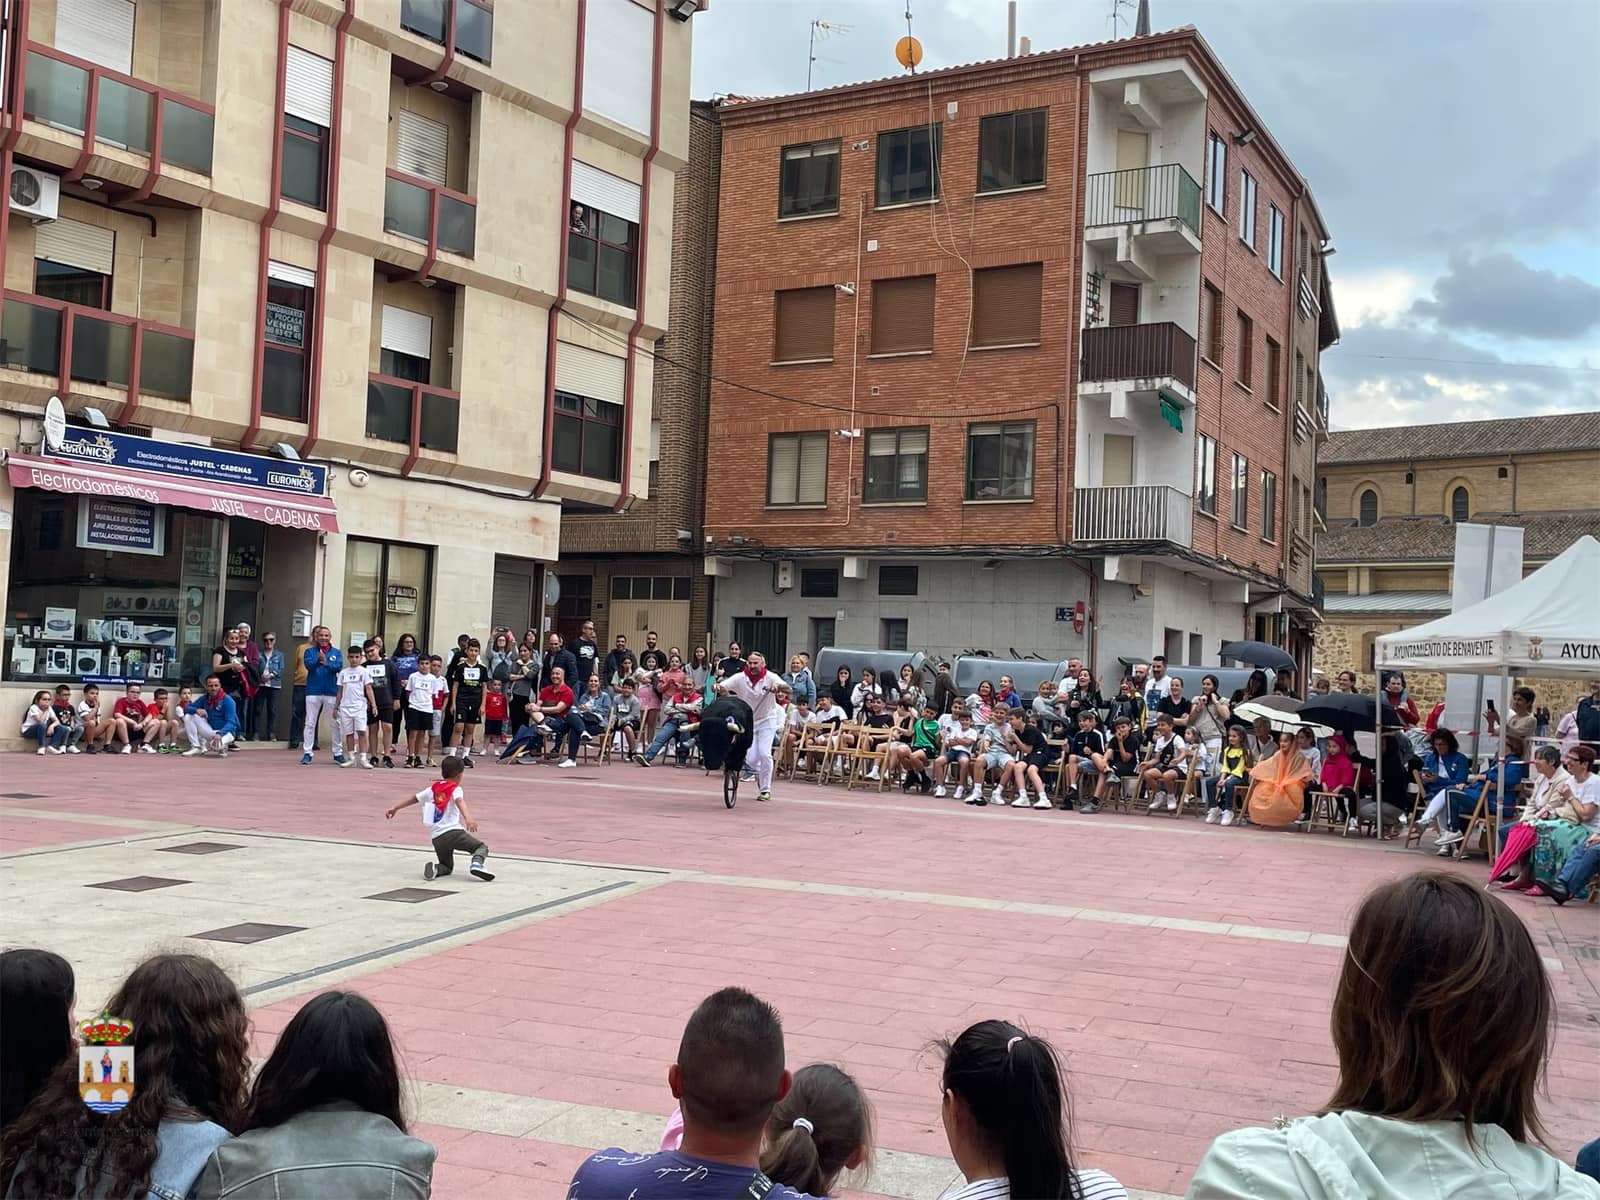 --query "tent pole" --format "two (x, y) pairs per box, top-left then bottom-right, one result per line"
(1373, 668), (1384, 839)
(1494, 664), (1509, 849)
